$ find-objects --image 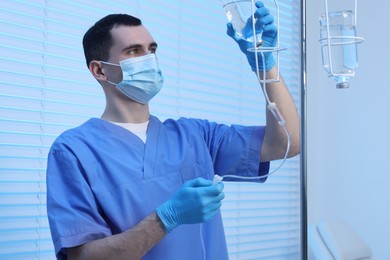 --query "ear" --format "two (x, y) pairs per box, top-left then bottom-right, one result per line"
(89, 60), (107, 81)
